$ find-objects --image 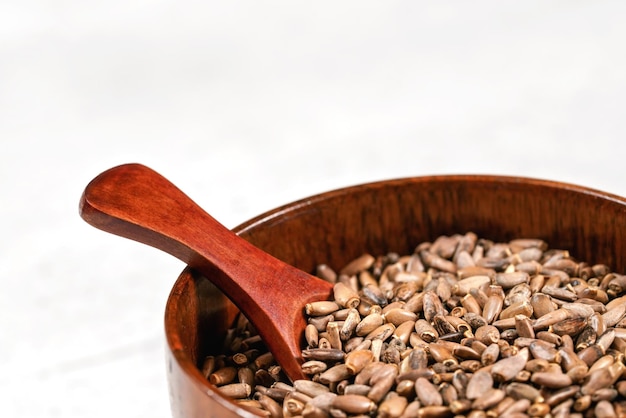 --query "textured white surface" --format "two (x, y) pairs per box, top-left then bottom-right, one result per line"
(2, 1), (626, 417)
